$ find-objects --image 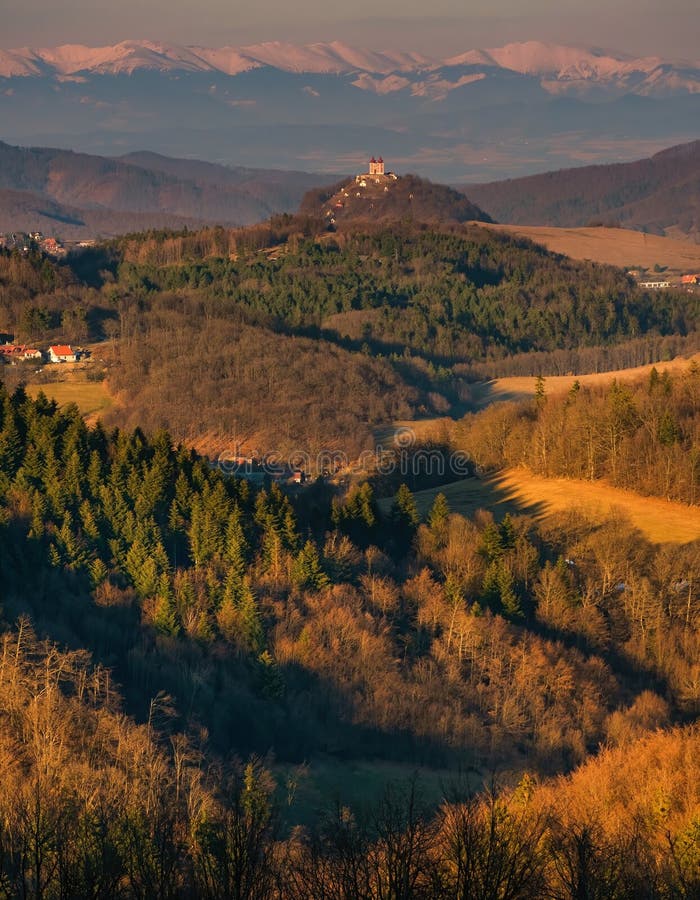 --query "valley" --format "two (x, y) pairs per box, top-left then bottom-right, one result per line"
(471, 352), (700, 405)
